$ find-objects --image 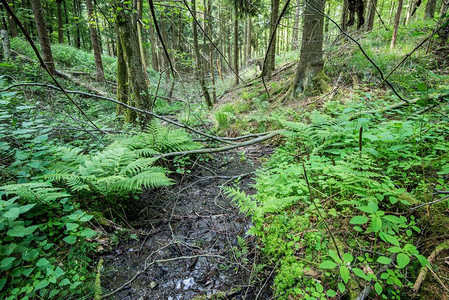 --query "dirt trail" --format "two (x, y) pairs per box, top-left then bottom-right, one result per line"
(102, 145), (273, 299)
